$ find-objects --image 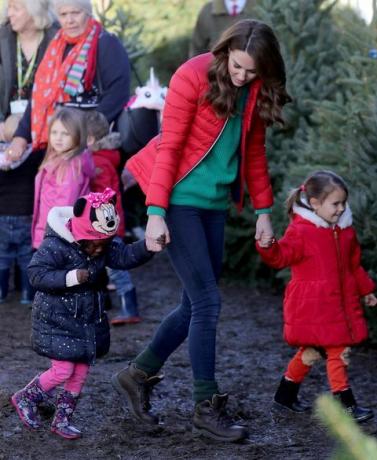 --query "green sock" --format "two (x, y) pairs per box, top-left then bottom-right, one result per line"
(134, 346), (164, 376)
(193, 379), (219, 403)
